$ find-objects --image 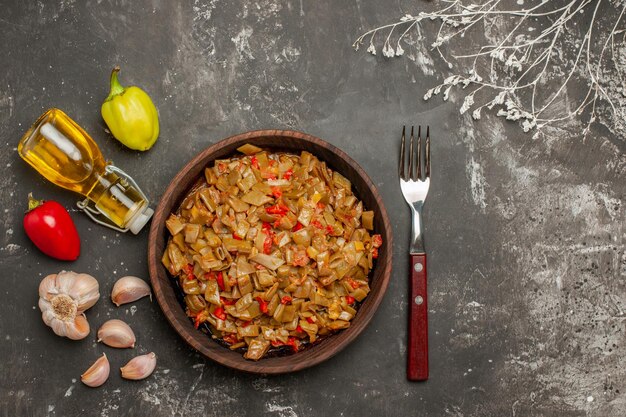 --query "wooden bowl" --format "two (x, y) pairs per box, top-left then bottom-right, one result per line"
(148, 130), (393, 374)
